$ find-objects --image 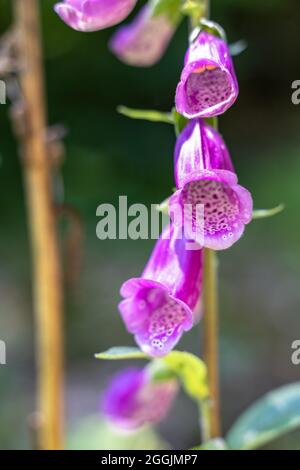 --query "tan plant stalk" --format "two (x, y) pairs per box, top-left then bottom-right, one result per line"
(14, 0), (64, 450)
